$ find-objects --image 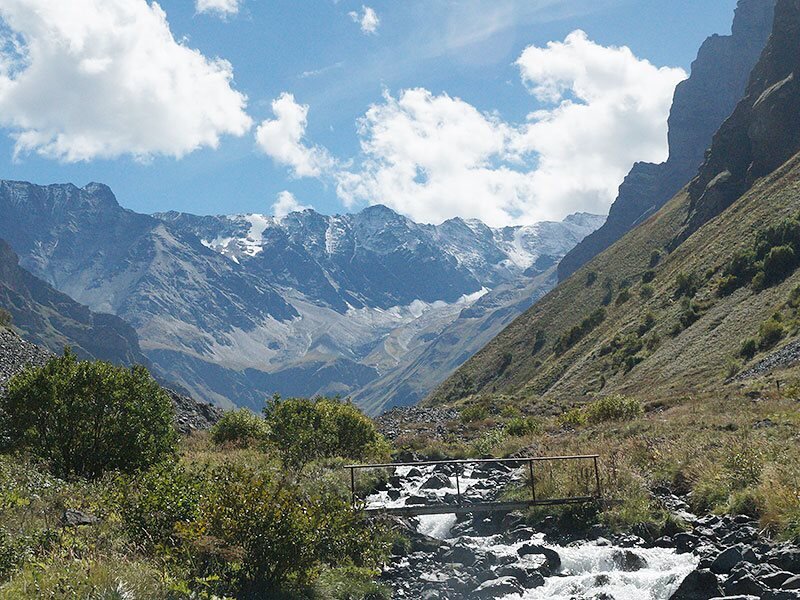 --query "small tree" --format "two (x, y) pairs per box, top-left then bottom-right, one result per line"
(210, 408), (268, 448)
(0, 308), (11, 328)
(263, 396), (379, 471)
(0, 349), (177, 479)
